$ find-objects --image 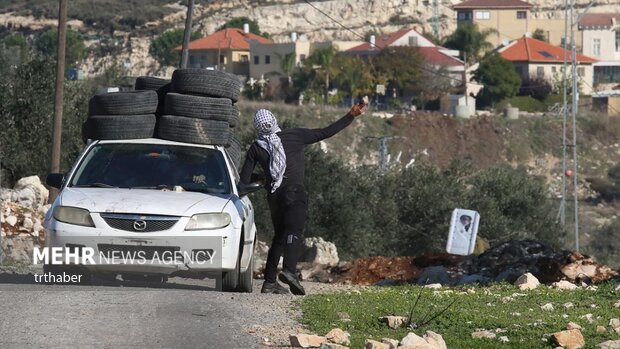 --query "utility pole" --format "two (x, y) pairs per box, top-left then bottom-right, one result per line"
(49, 0), (67, 203)
(559, 0), (569, 226)
(180, 0), (194, 69)
(367, 136), (395, 173)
